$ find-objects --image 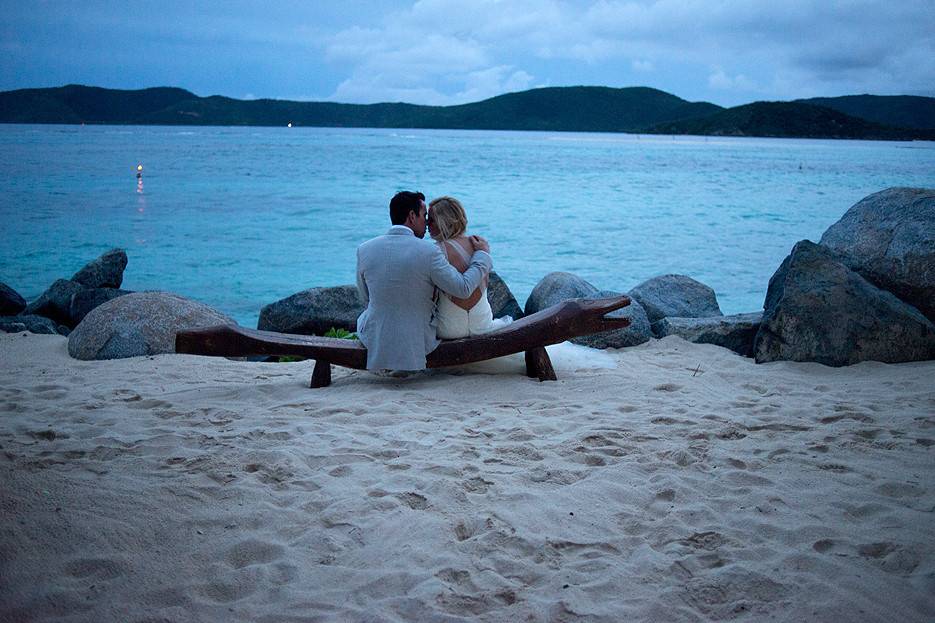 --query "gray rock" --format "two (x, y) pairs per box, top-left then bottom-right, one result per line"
(68, 291), (235, 360)
(0, 282), (27, 316)
(819, 187), (935, 321)
(653, 312), (763, 357)
(0, 314), (62, 335)
(258, 284), (364, 335)
(629, 274), (723, 327)
(525, 272), (652, 348)
(754, 240), (935, 366)
(69, 288), (132, 325)
(487, 271), (523, 320)
(524, 272), (597, 316)
(23, 279), (85, 327)
(72, 248), (128, 289)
